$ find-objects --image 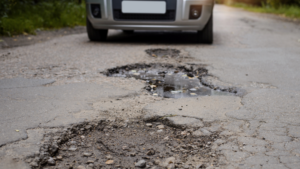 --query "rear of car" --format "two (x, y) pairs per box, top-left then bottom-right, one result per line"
(86, 0), (214, 43)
